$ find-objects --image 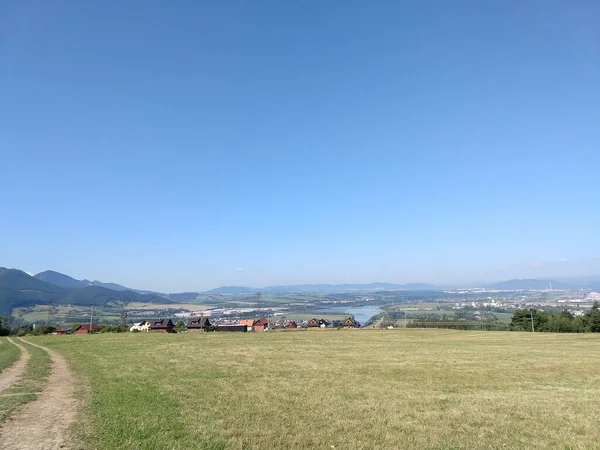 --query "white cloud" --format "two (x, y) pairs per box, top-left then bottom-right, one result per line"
(234, 268), (244, 272)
